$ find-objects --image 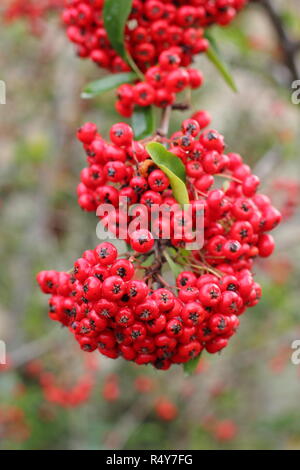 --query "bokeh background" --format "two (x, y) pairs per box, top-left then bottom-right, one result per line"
(1, 0), (300, 450)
